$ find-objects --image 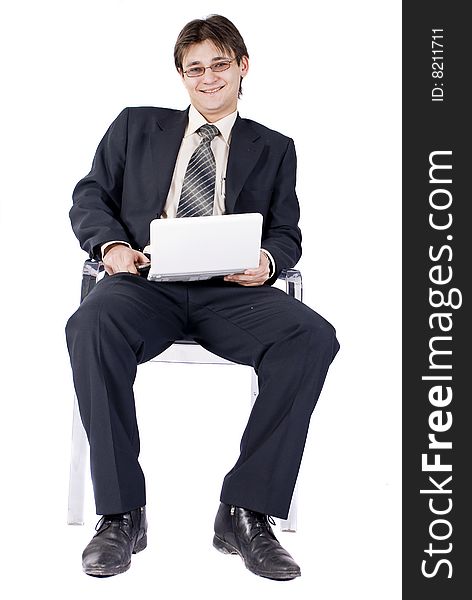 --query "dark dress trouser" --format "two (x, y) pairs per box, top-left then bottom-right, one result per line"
(65, 272), (339, 519)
